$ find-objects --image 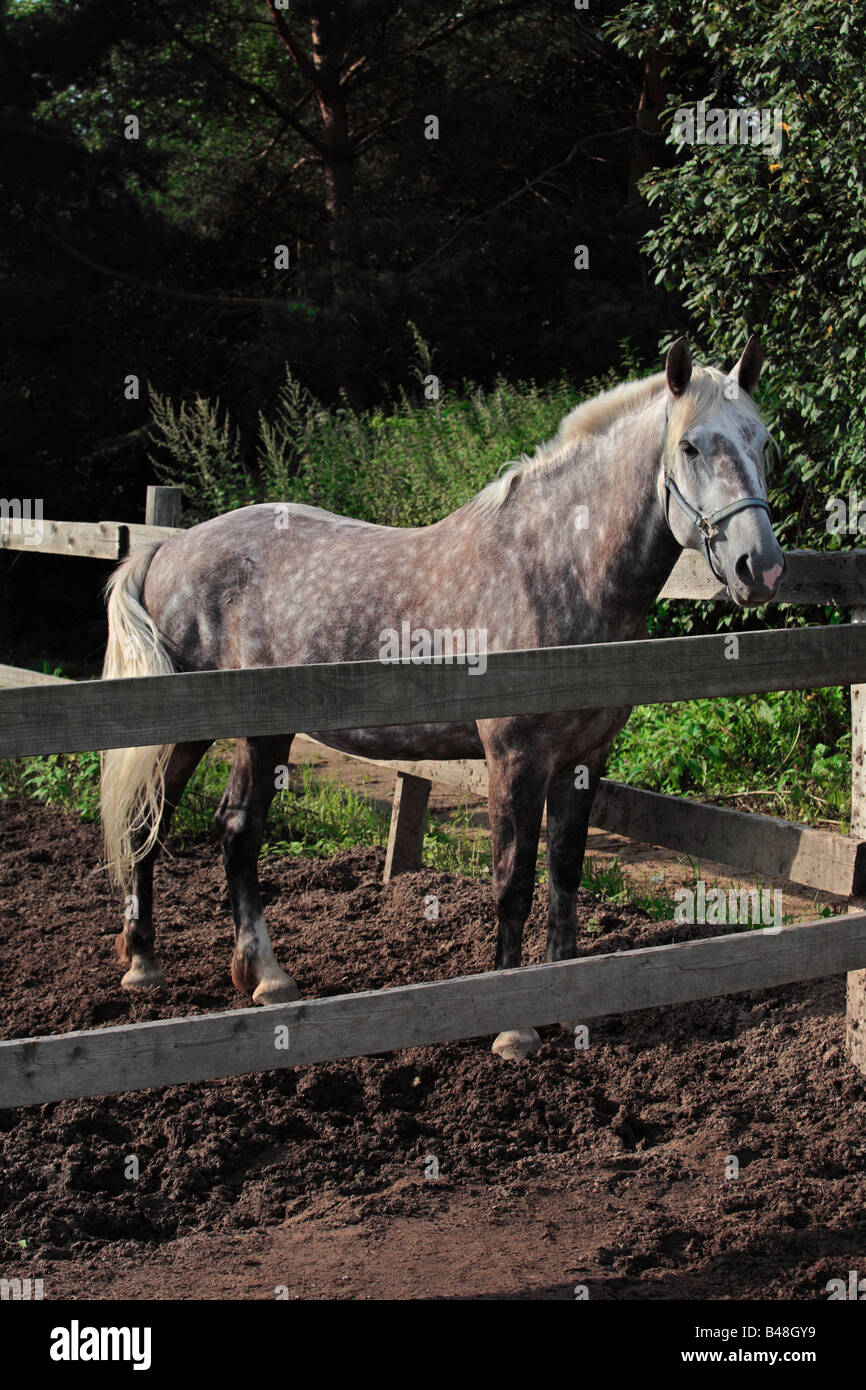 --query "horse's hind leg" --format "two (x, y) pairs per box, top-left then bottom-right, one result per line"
(216, 735), (299, 1006)
(117, 739), (212, 989)
(483, 747), (549, 1062)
